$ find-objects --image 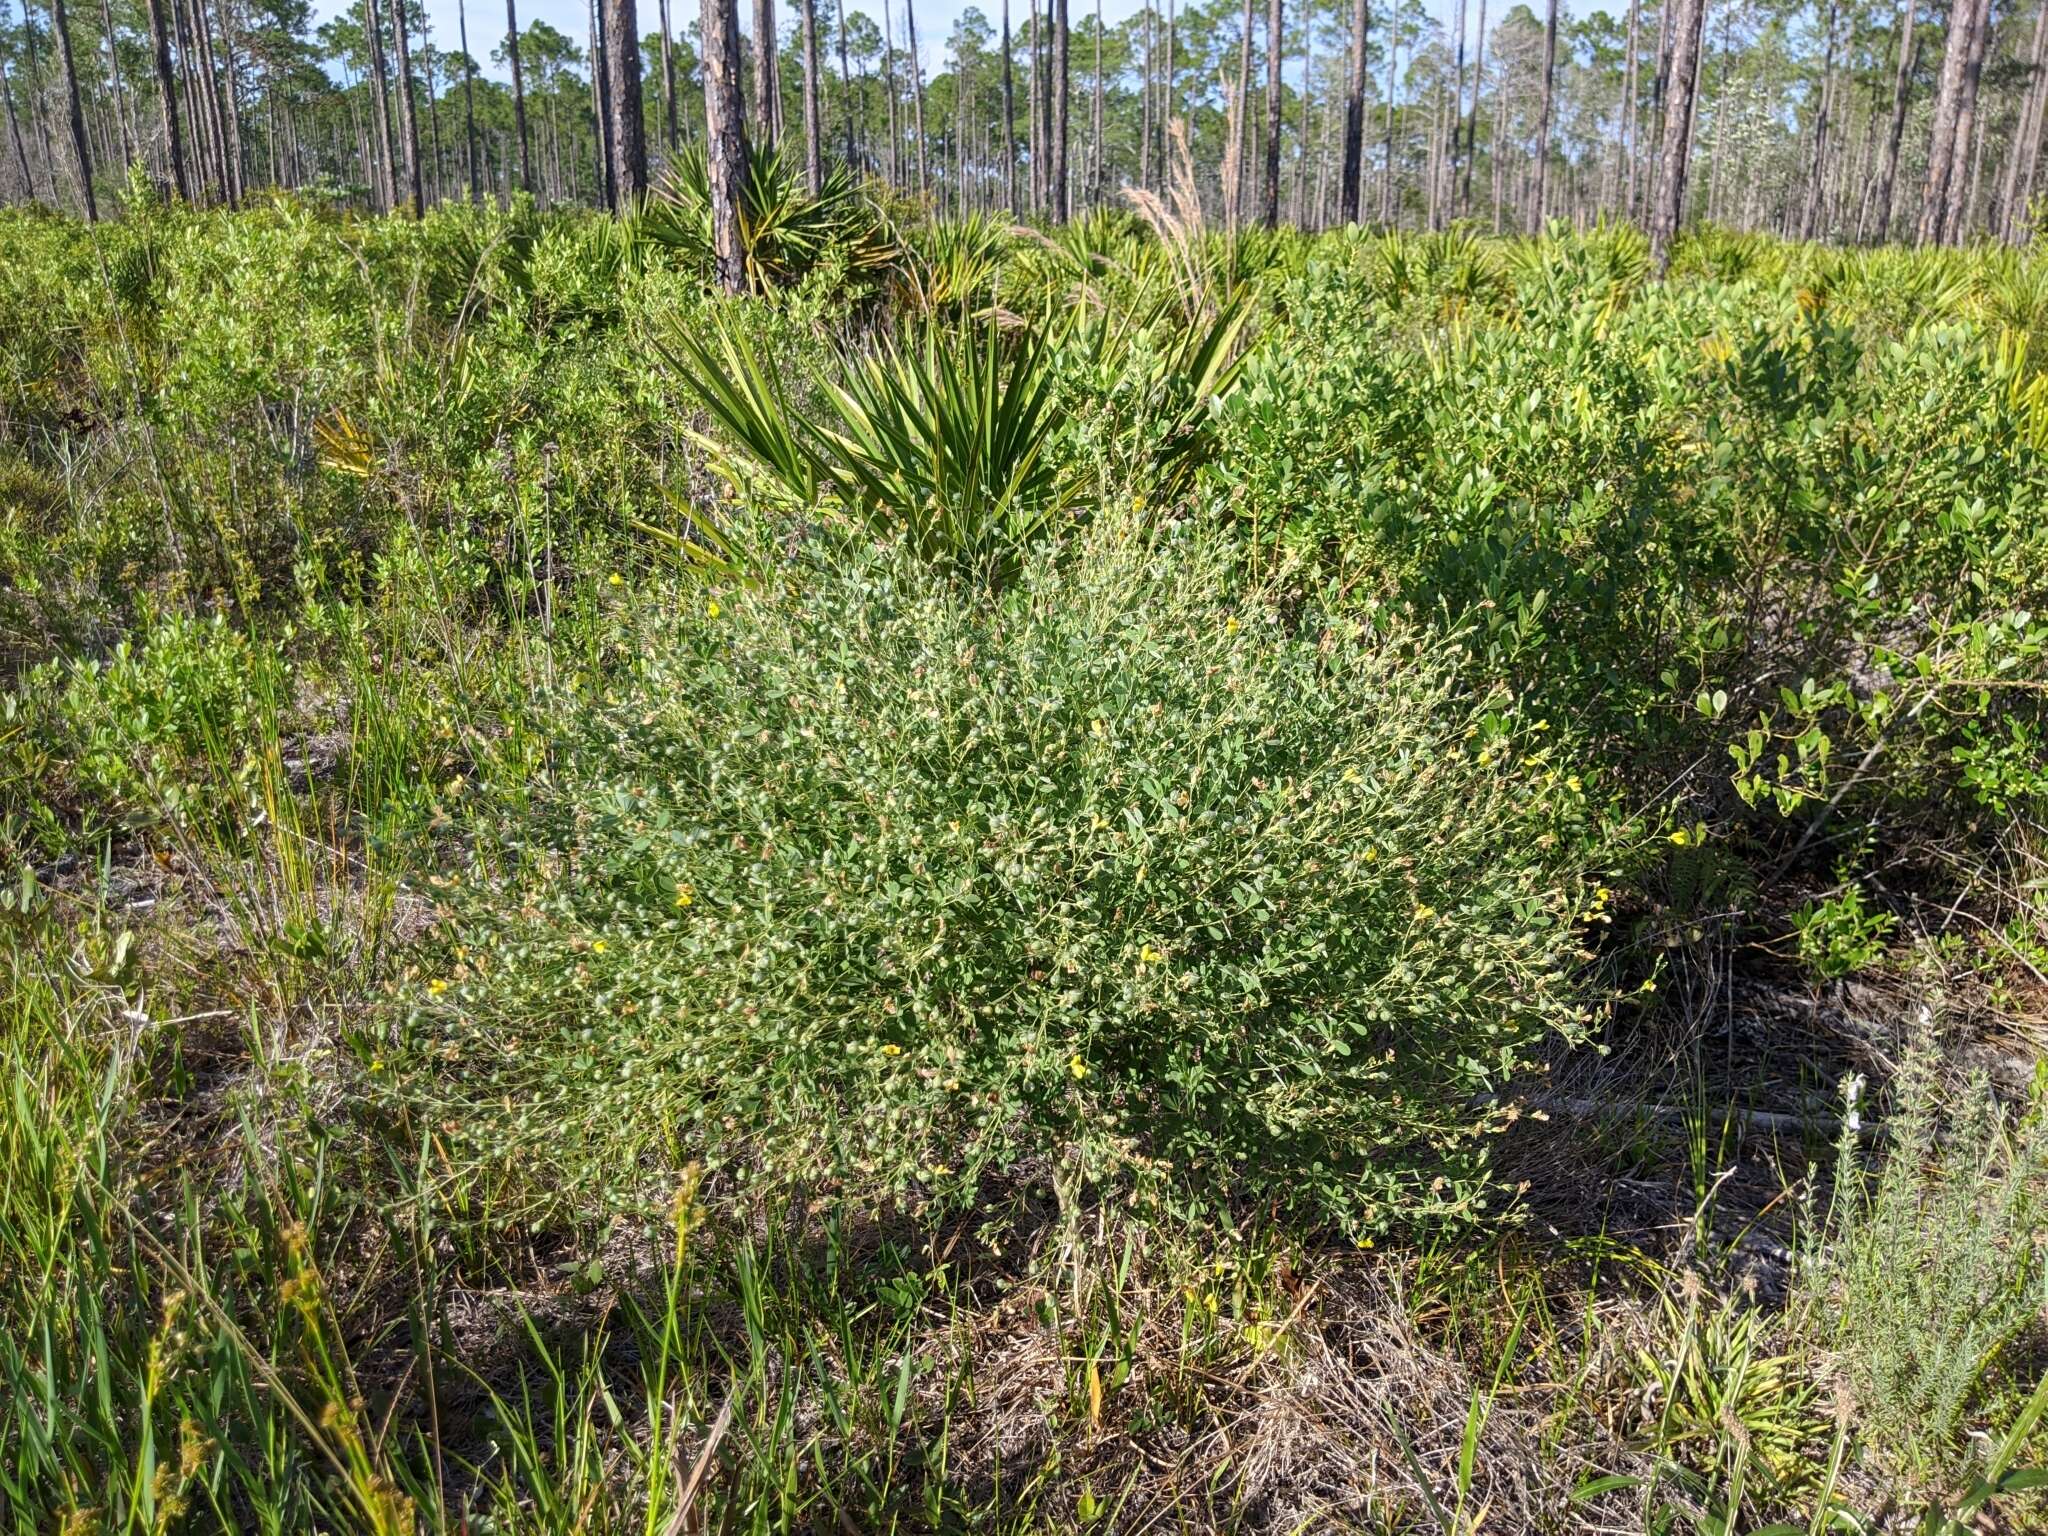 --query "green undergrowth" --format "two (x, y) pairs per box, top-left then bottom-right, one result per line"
(2, 198), (2046, 1532)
